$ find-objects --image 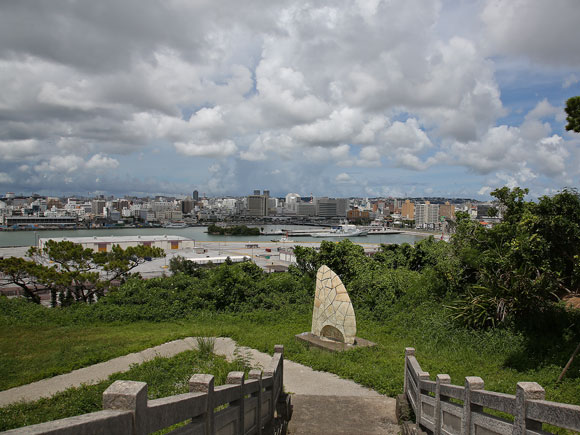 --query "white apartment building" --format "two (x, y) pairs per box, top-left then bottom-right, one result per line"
(415, 201), (440, 228)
